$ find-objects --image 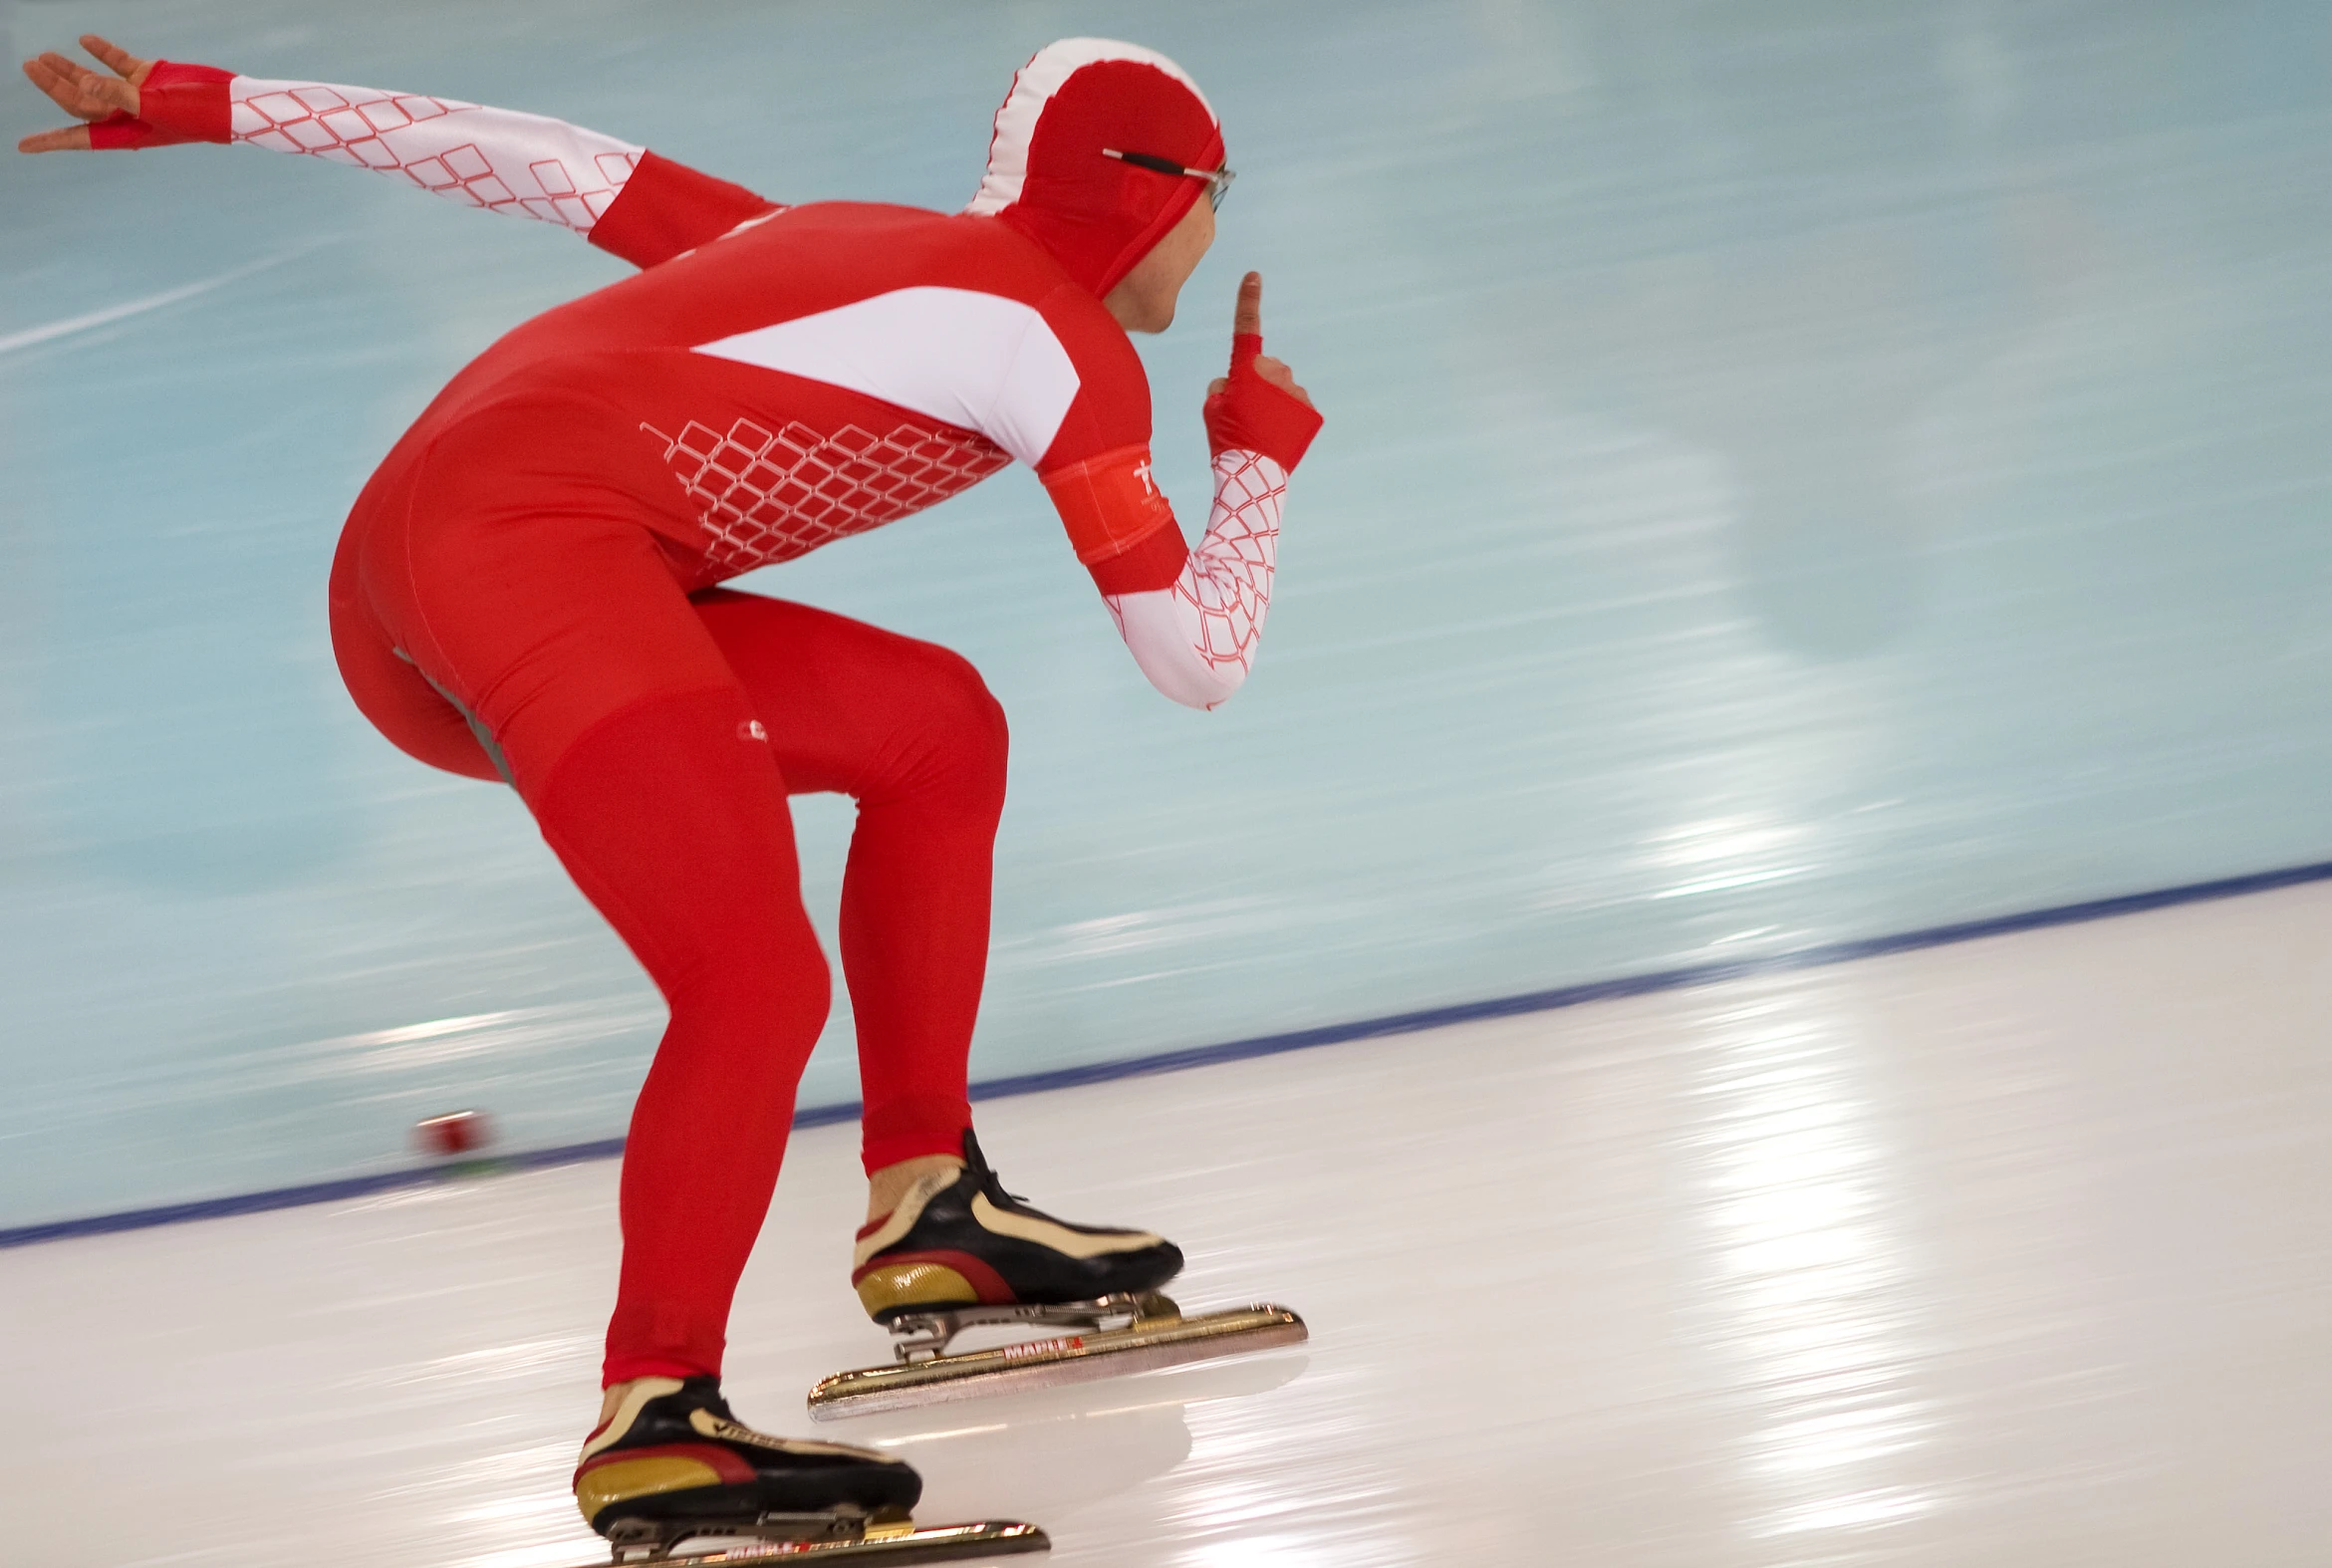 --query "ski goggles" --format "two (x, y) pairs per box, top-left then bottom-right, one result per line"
(1102, 147), (1236, 211)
